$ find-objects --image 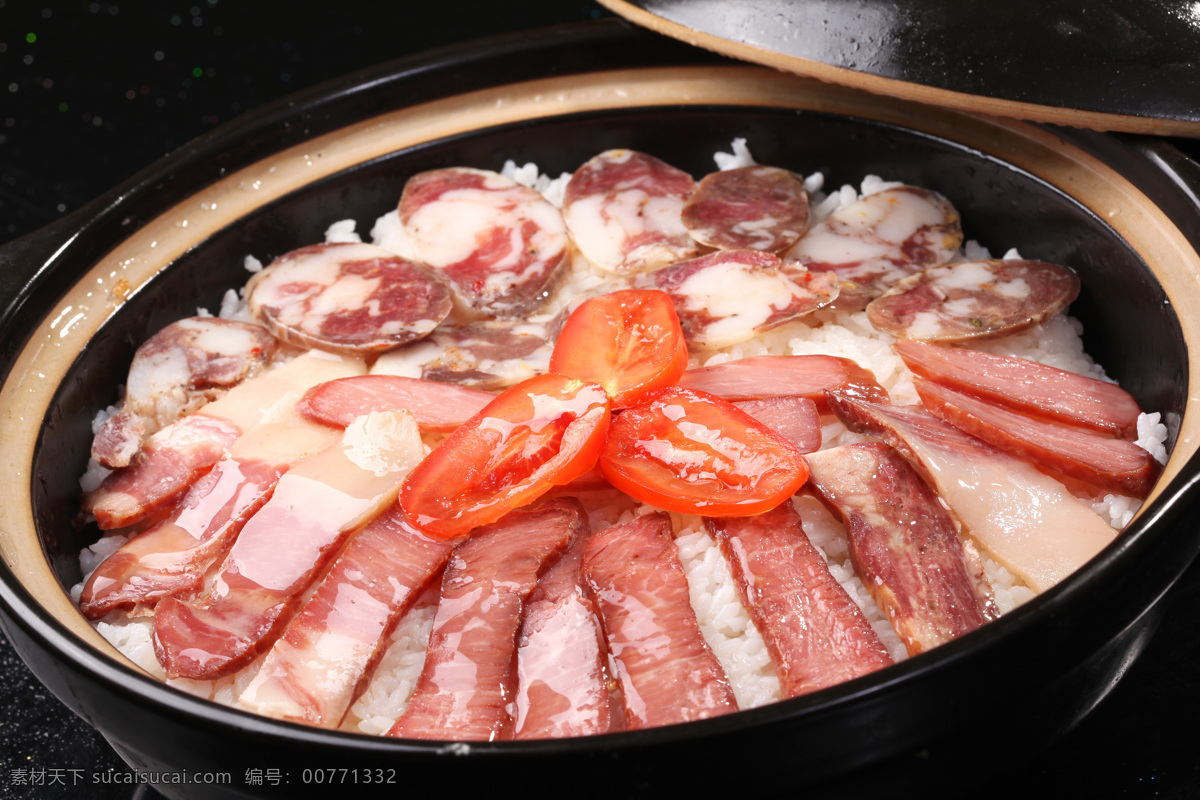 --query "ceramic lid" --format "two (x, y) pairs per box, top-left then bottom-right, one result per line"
(599, 0), (1200, 136)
